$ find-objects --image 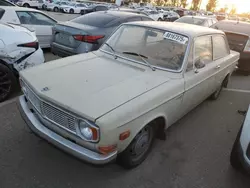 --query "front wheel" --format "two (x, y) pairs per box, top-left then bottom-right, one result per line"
(53, 7), (59, 12)
(23, 3), (30, 7)
(117, 124), (155, 169)
(158, 18), (163, 21)
(0, 64), (16, 103)
(69, 9), (74, 14)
